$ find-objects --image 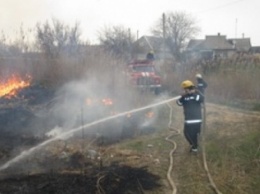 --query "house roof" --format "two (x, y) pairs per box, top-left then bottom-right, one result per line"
(135, 36), (163, 51)
(250, 46), (260, 53)
(187, 34), (235, 51)
(186, 39), (204, 51)
(228, 38), (251, 52)
(201, 35), (234, 50)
